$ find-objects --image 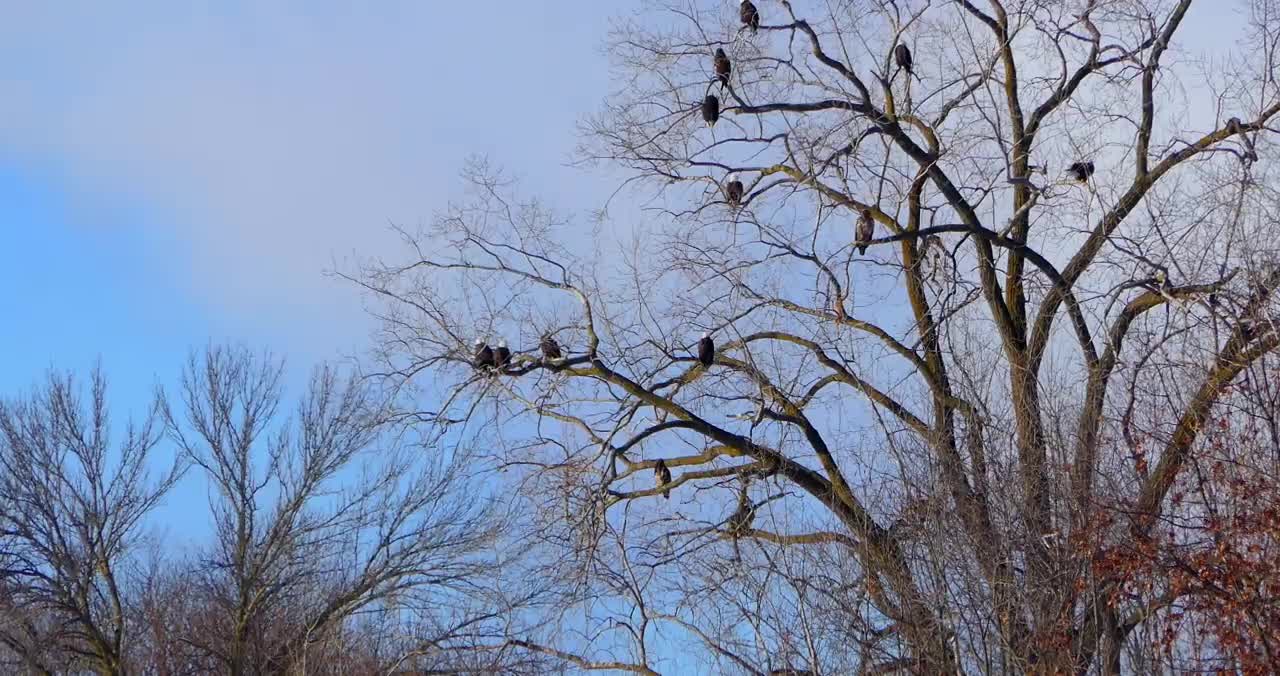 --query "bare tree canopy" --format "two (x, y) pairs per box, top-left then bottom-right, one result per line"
(0, 352), (536, 675)
(155, 345), (519, 675)
(356, 1), (1280, 673)
(0, 368), (182, 675)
